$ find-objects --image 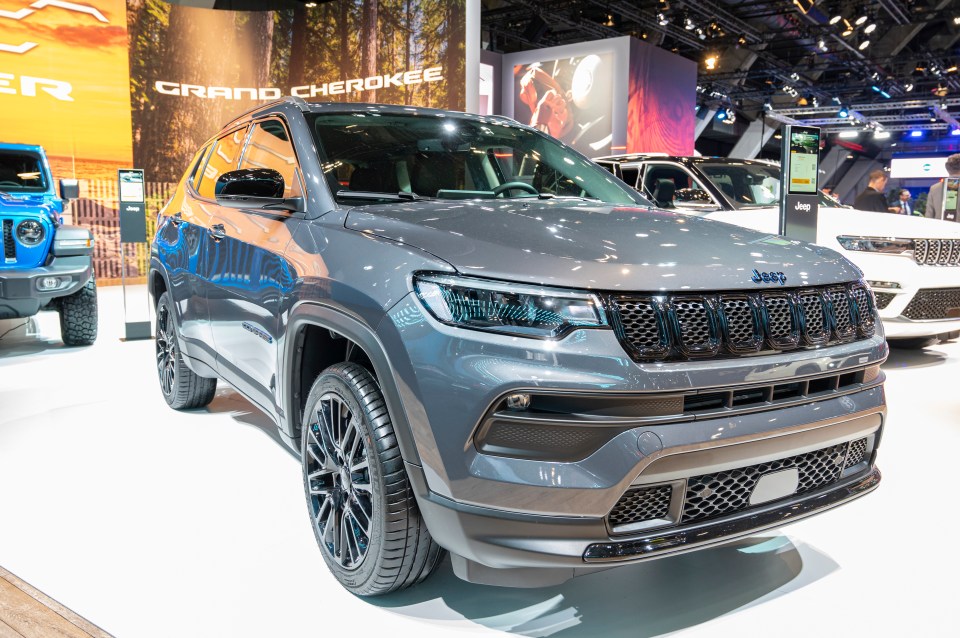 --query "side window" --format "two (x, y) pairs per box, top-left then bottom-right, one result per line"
(196, 126), (248, 199)
(240, 119), (302, 198)
(188, 144), (213, 186)
(620, 167), (639, 188)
